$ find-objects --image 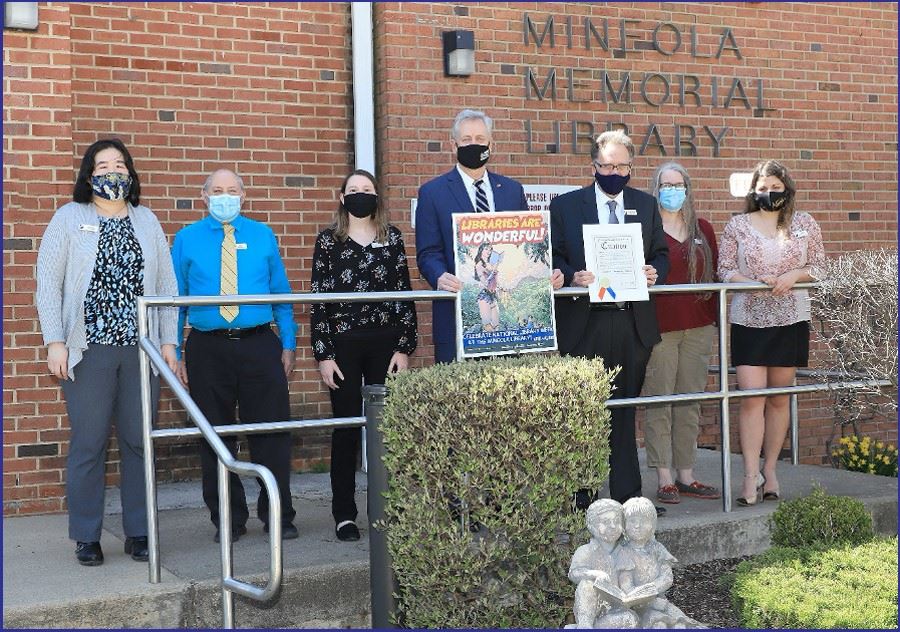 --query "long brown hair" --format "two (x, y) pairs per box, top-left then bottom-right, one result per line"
(744, 160), (797, 232)
(332, 169), (388, 243)
(651, 162), (714, 284)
